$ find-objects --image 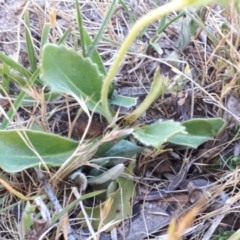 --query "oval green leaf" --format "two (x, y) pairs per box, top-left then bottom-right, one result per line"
(169, 118), (227, 148)
(0, 130), (78, 173)
(40, 44), (105, 115)
(133, 120), (187, 148)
